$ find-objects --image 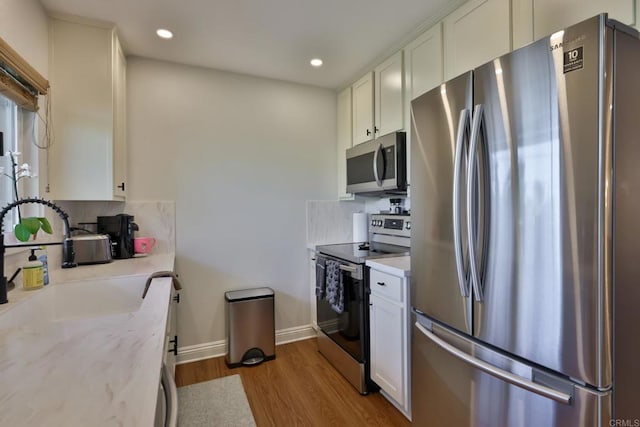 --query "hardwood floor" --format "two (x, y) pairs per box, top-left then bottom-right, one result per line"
(175, 338), (411, 426)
